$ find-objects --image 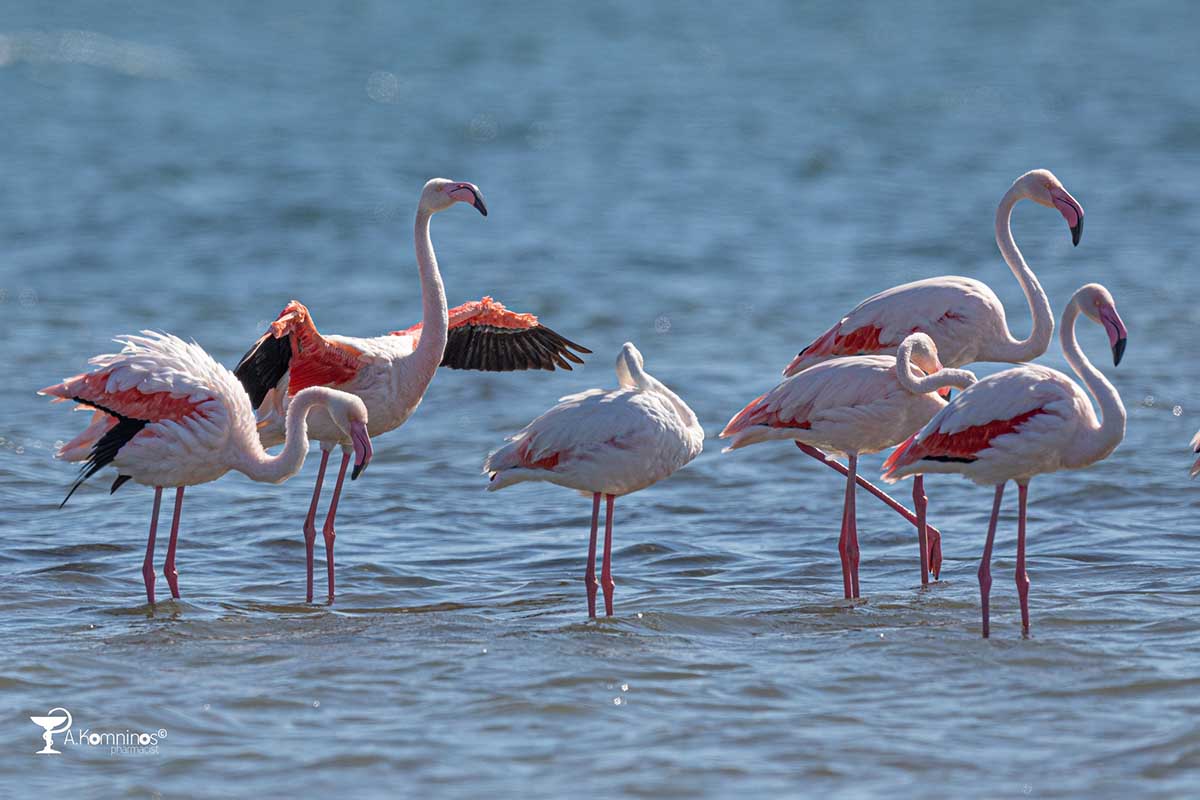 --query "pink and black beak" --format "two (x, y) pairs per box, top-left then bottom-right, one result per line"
(1099, 306), (1128, 366)
(350, 421), (373, 480)
(451, 183), (487, 216)
(1050, 185), (1084, 246)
